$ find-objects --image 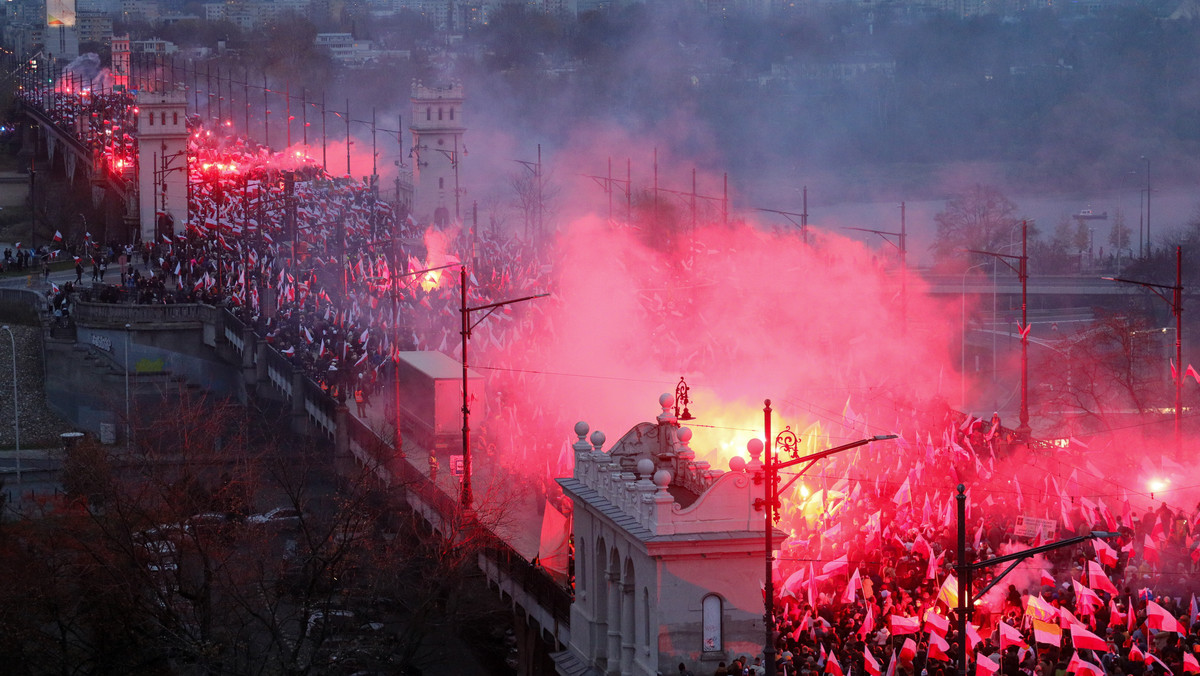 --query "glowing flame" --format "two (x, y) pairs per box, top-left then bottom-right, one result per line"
(1149, 478), (1169, 493)
(420, 270), (444, 292)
